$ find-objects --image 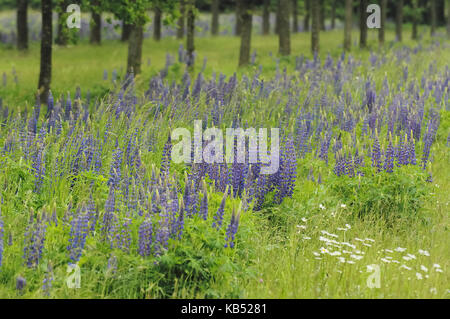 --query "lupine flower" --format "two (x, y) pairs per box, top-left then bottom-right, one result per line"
(212, 186), (228, 229)
(199, 185), (208, 221)
(138, 218), (153, 257)
(23, 215), (47, 268)
(16, 276), (26, 292)
(67, 212), (89, 263)
(384, 140), (395, 173)
(224, 206), (240, 248)
(42, 263), (53, 297)
(371, 135), (382, 172)
(160, 135), (172, 178)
